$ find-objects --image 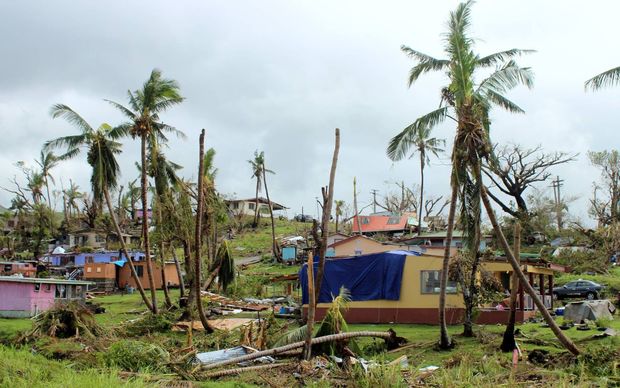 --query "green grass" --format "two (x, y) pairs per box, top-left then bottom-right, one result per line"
(0, 345), (148, 387)
(229, 218), (312, 257)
